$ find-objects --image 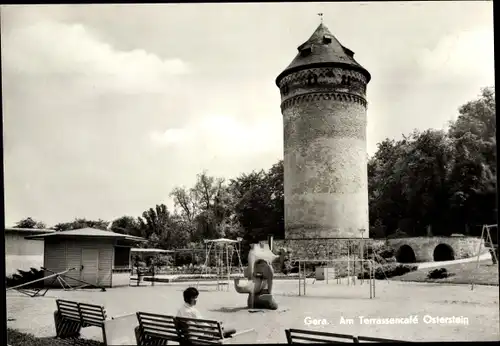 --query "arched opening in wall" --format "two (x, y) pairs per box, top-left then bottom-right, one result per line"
(433, 244), (455, 261)
(395, 245), (416, 263)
